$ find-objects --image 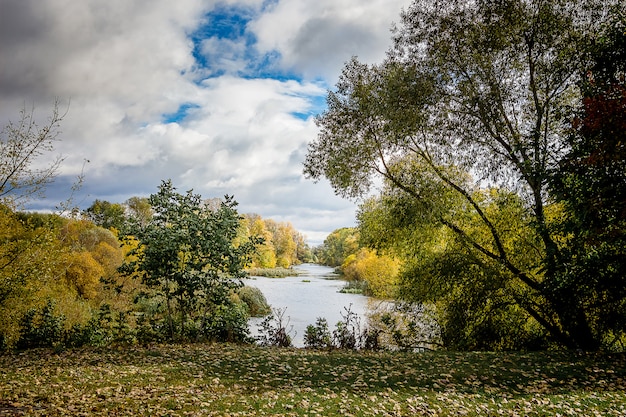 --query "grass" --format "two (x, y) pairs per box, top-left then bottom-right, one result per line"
(1, 343), (625, 416)
(245, 267), (301, 278)
(339, 280), (368, 295)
